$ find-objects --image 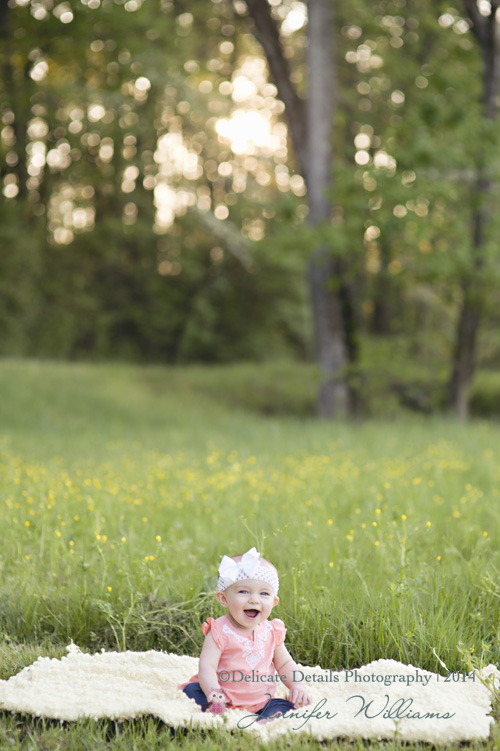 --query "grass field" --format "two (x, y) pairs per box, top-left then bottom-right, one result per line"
(0, 359), (499, 750)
